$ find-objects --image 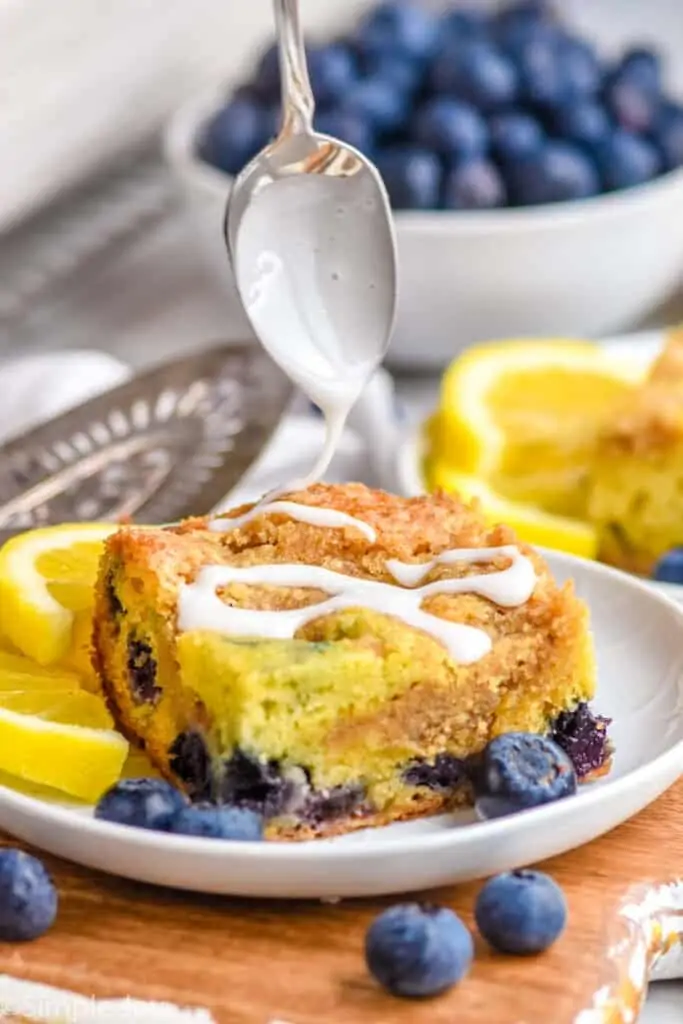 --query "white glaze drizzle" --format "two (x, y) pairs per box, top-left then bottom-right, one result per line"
(209, 499), (376, 542)
(178, 545), (536, 665)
